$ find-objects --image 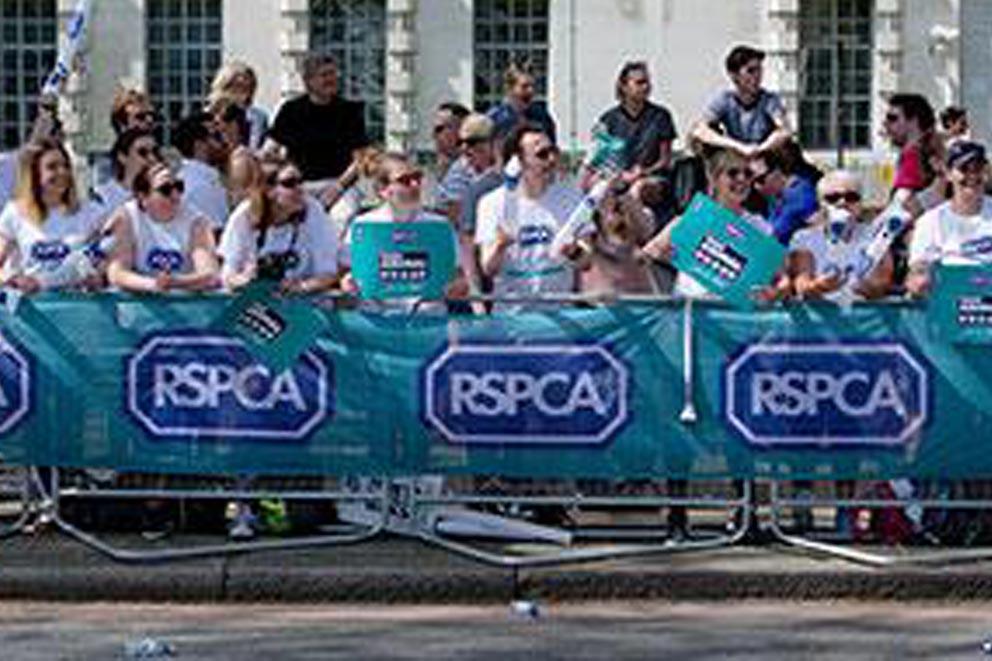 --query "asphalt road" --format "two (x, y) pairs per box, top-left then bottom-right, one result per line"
(2, 600), (992, 660)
